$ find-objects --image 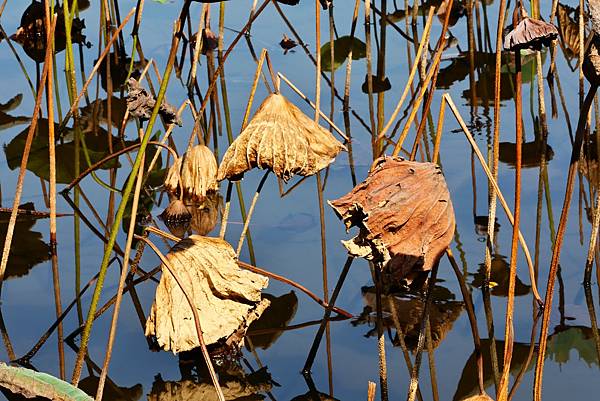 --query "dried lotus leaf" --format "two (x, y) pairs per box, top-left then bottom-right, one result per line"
(556, 4), (579, 57)
(503, 17), (558, 51)
(145, 235), (269, 354)
(329, 156), (455, 288)
(217, 93), (345, 182)
(164, 145), (219, 200)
